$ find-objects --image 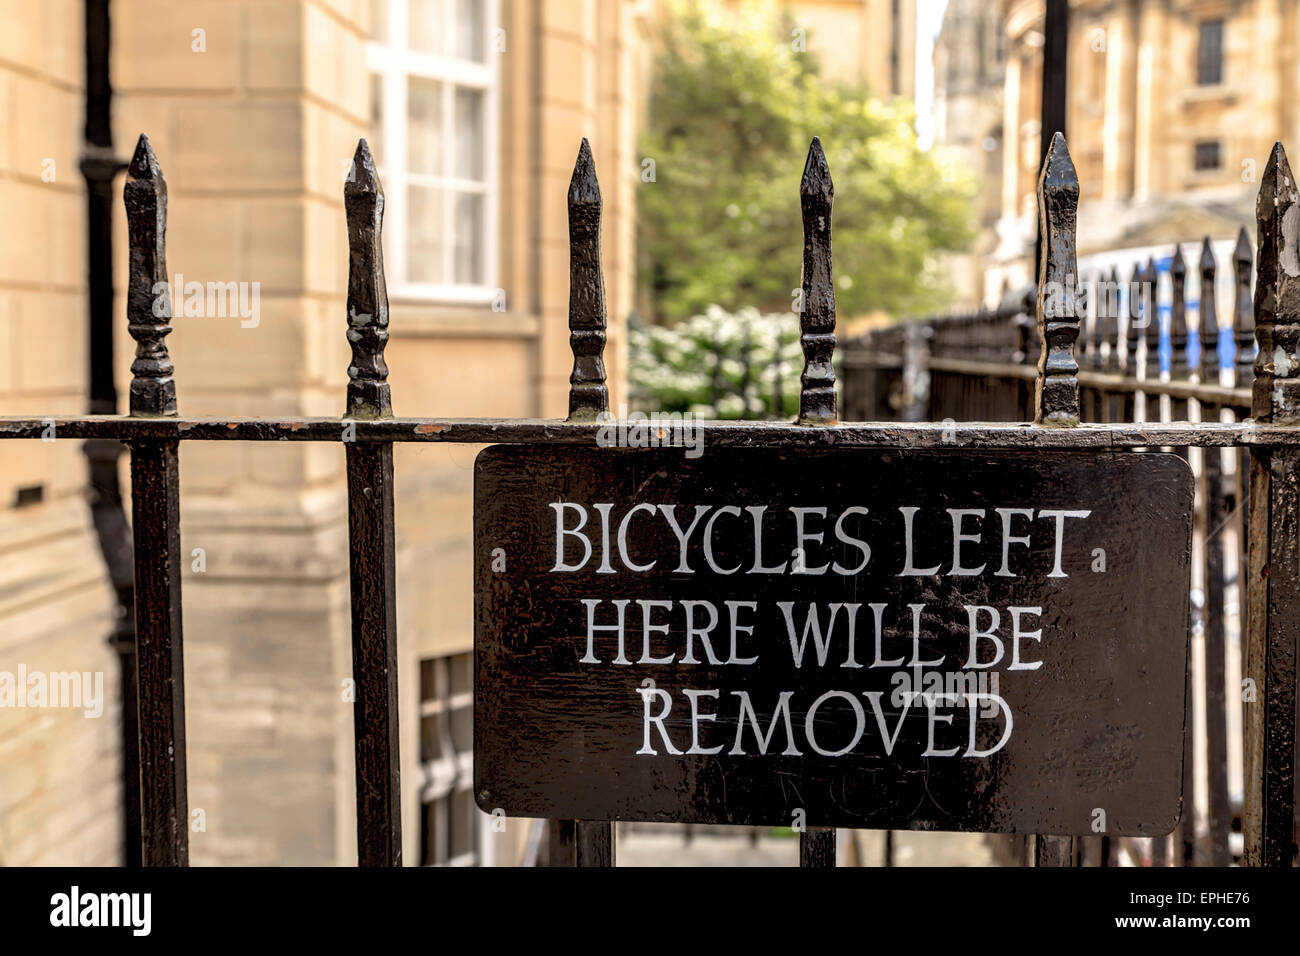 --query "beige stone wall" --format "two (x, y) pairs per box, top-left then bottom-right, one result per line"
(0, 1), (122, 865)
(38, 0), (641, 867)
(714, 0), (916, 97)
(0, 0), (642, 867)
